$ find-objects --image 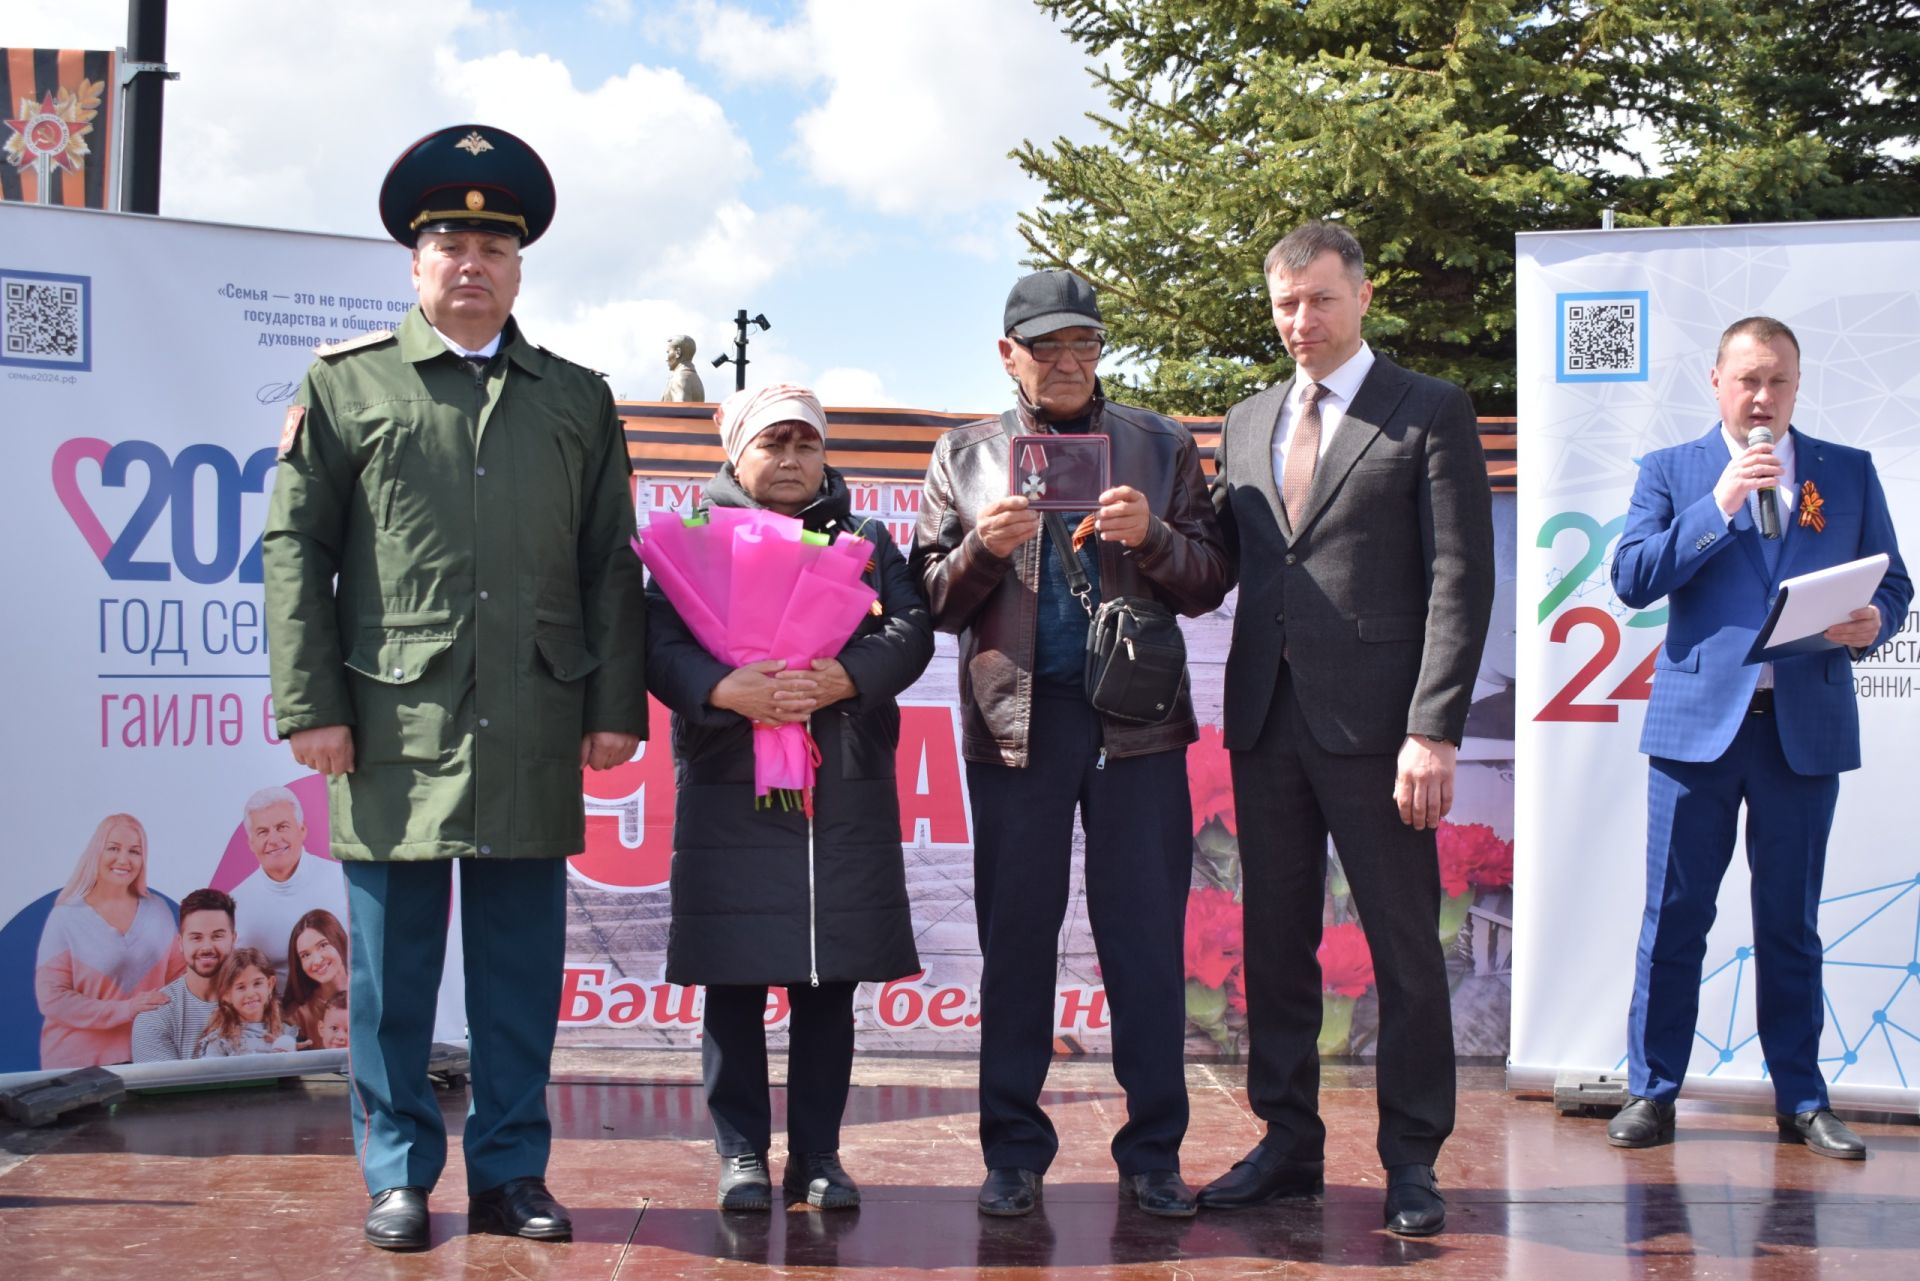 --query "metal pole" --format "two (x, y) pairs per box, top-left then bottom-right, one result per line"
(121, 0), (169, 213)
(107, 49), (127, 212)
(711, 310), (769, 390)
(732, 309), (750, 391)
